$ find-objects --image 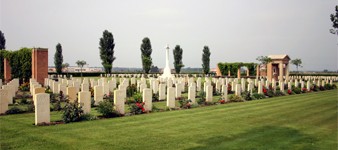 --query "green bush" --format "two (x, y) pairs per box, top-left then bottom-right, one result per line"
(127, 84), (137, 97)
(197, 91), (206, 104)
(132, 93), (143, 103)
(6, 107), (24, 115)
(265, 90), (275, 97)
(293, 87), (301, 94)
(274, 91), (285, 97)
(251, 93), (266, 100)
(91, 98), (95, 107)
(104, 92), (114, 103)
(228, 95), (244, 102)
(97, 100), (119, 118)
(80, 113), (98, 121)
(241, 91), (252, 101)
(52, 101), (62, 111)
(26, 104), (34, 112)
(152, 93), (159, 102)
(178, 99), (192, 109)
(62, 100), (84, 123)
